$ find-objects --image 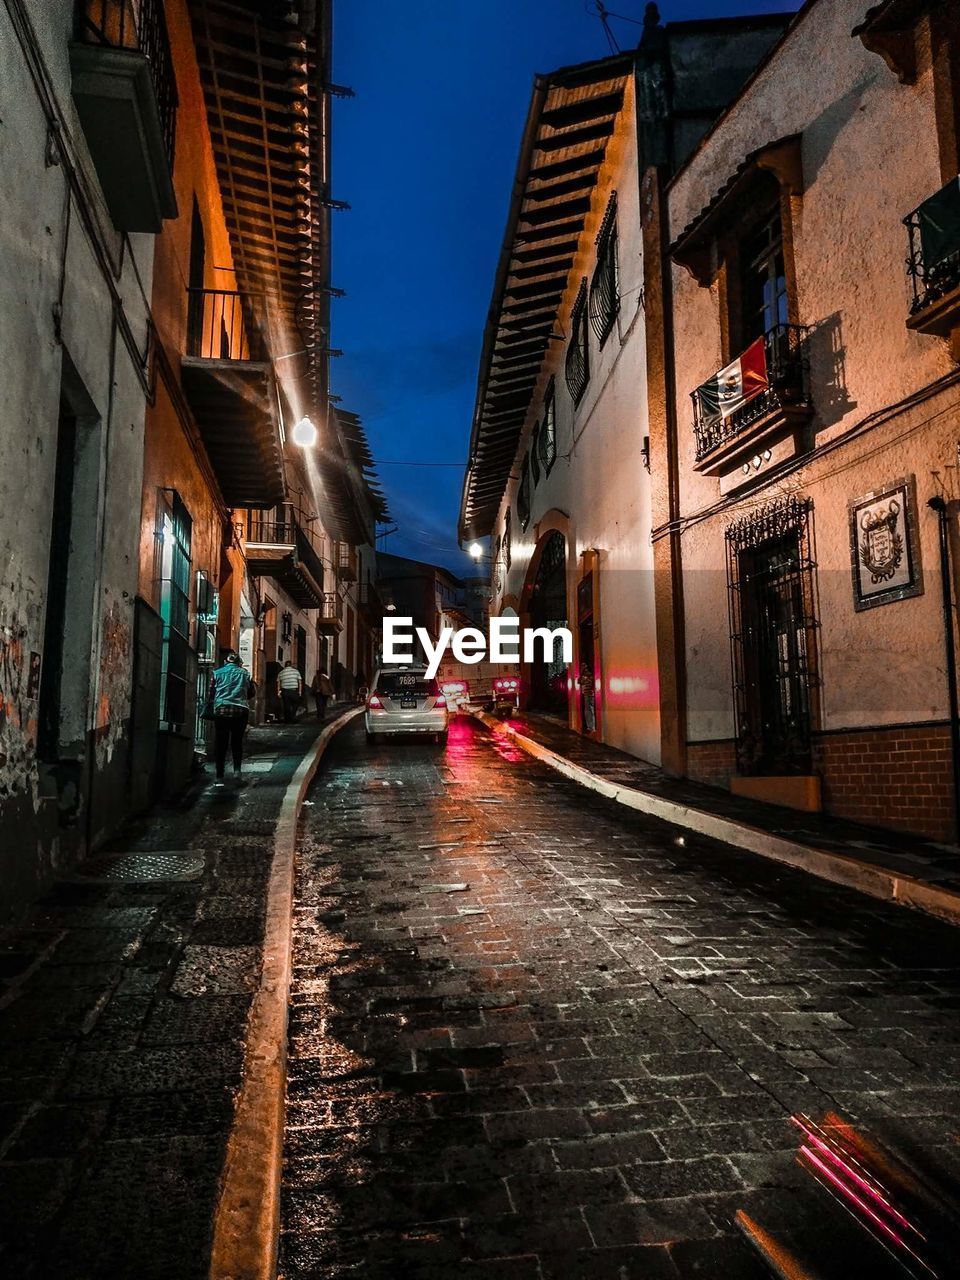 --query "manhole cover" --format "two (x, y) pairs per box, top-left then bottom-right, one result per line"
(78, 851), (204, 883)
